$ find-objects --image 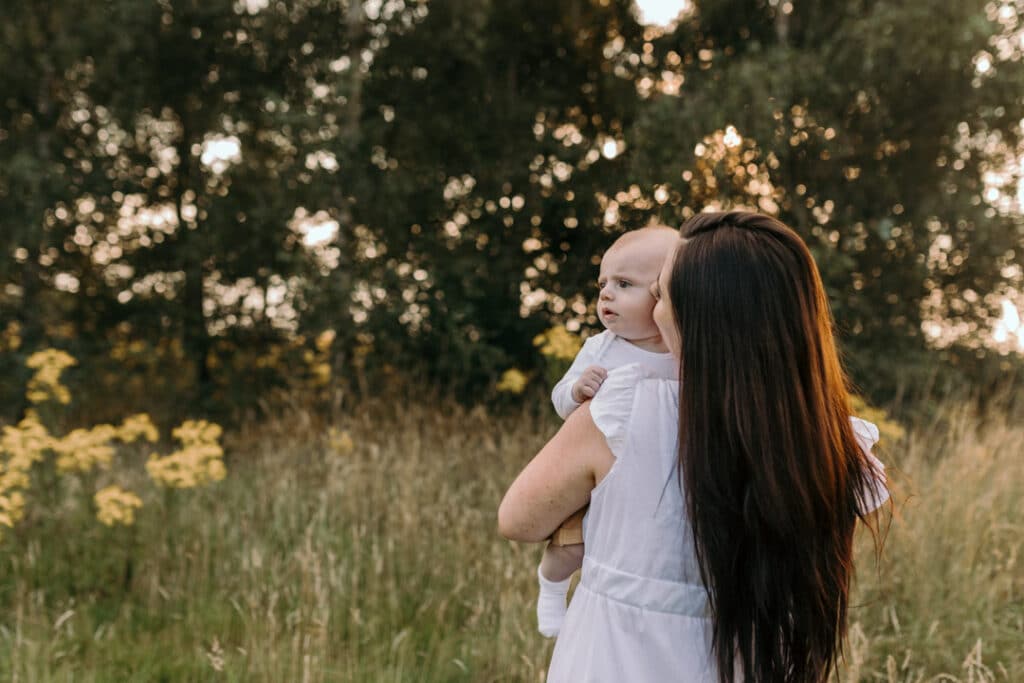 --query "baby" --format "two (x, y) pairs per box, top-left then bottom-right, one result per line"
(536, 225), (680, 638)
